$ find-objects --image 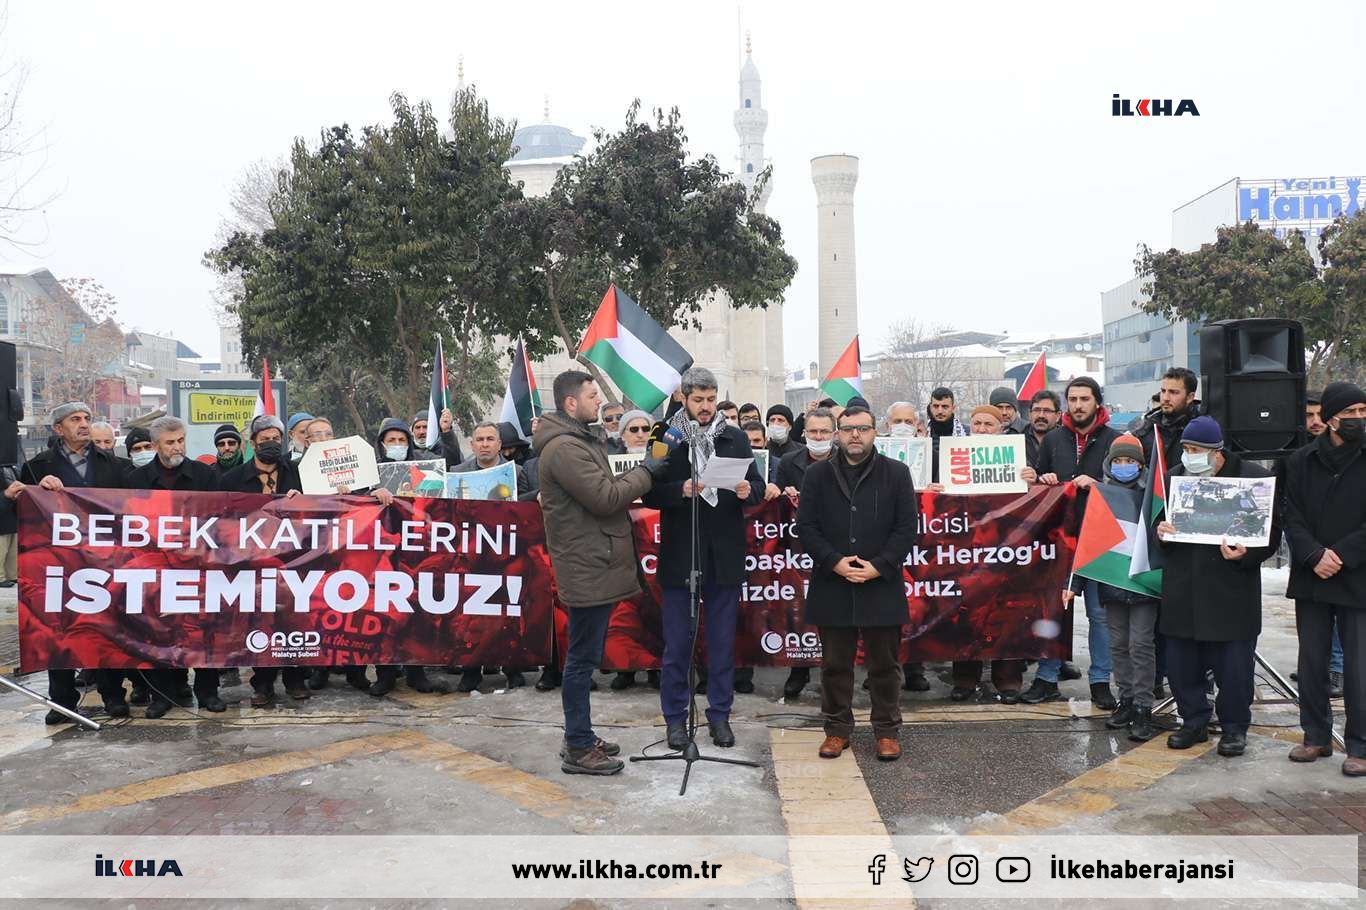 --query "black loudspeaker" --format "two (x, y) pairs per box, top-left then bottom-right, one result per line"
(1199, 319), (1305, 459)
(0, 341), (17, 465)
